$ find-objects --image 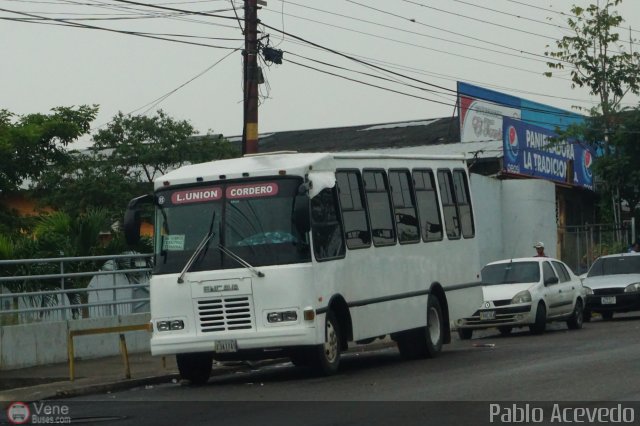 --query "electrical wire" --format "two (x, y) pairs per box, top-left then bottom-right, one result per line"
(0, 6), (240, 49)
